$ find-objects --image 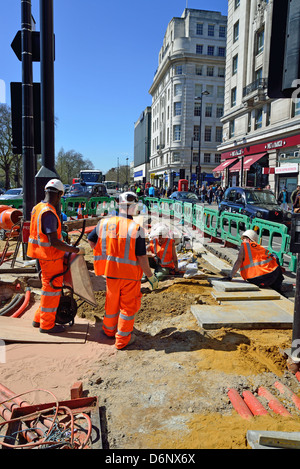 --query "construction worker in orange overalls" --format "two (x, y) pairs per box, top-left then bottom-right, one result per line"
(27, 179), (85, 334)
(87, 191), (158, 350)
(147, 224), (179, 280)
(228, 229), (284, 292)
